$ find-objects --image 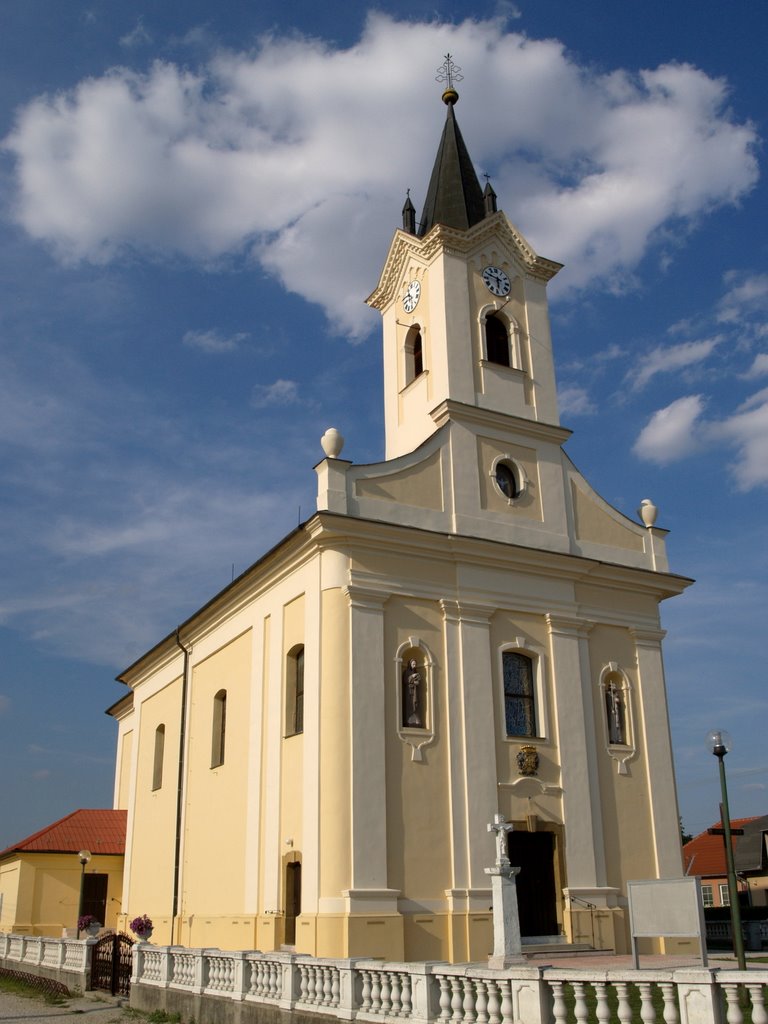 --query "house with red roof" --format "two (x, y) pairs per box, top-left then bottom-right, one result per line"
(683, 816), (765, 909)
(0, 809), (126, 937)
